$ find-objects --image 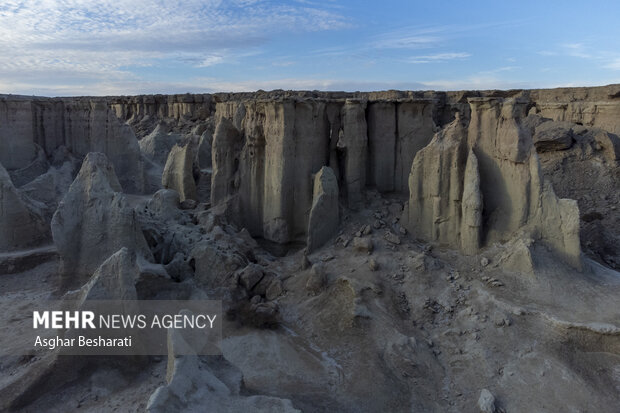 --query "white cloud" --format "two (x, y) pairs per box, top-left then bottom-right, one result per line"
(0, 0), (350, 95)
(408, 52), (471, 64)
(420, 77), (533, 91)
(562, 42), (592, 58)
(539, 41), (620, 72)
(603, 58), (620, 70)
(199, 78), (429, 92)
